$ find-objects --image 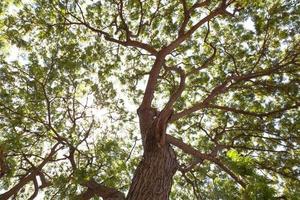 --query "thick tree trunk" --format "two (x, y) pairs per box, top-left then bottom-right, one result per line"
(126, 107), (178, 200)
(126, 142), (178, 200)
